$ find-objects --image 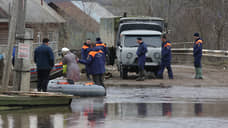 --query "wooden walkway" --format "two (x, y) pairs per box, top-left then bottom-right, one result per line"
(0, 91), (76, 107)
